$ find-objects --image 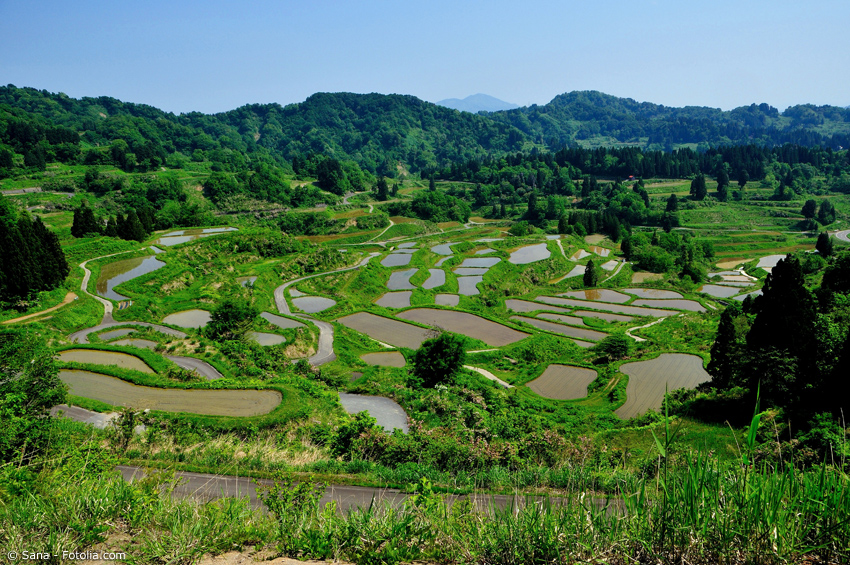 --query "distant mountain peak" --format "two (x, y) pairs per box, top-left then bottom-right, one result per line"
(436, 93), (519, 113)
